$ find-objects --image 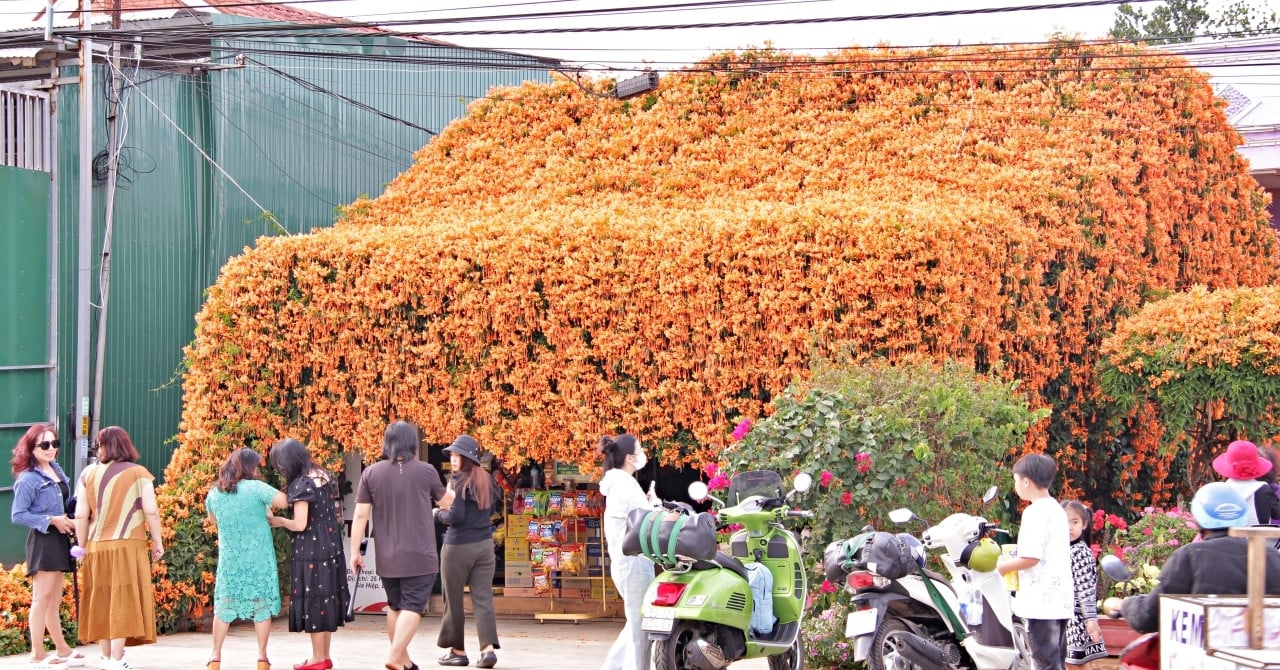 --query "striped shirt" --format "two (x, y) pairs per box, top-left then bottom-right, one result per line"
(83, 461), (155, 542)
